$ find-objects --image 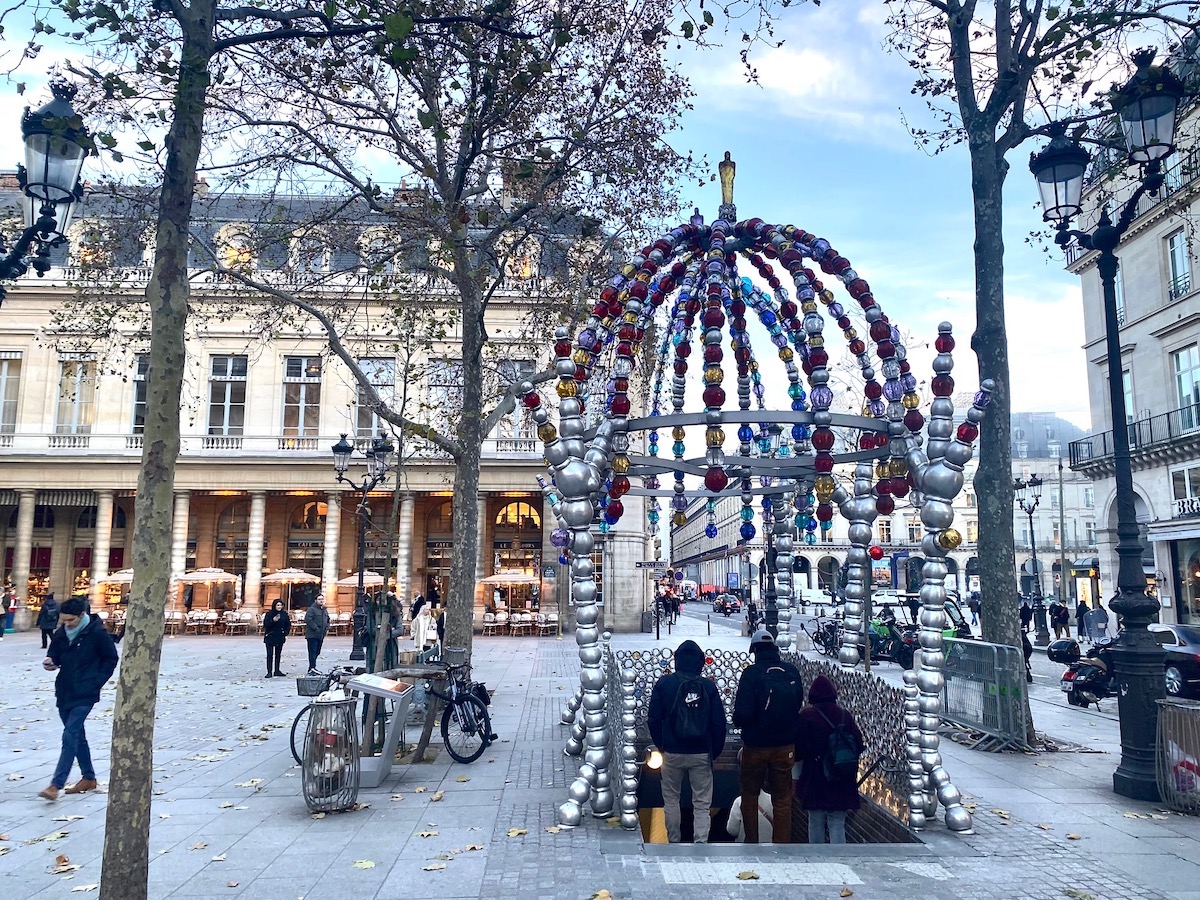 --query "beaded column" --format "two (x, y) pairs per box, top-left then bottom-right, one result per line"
(618, 665), (640, 830)
(836, 462), (877, 666)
